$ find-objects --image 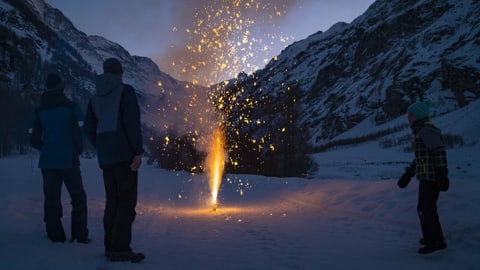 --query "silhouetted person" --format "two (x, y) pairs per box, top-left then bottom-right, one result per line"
(85, 58), (144, 262)
(397, 100), (449, 254)
(30, 73), (90, 244)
